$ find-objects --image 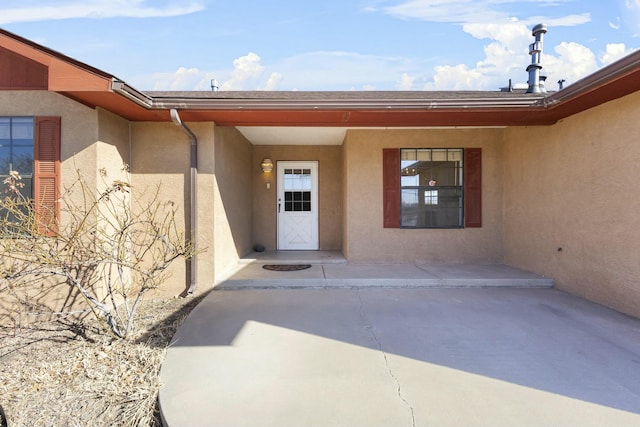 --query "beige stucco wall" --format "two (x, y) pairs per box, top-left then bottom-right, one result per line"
(96, 108), (130, 185)
(0, 91), (100, 194)
(343, 129), (505, 264)
(130, 121), (215, 296)
(504, 91), (640, 317)
(252, 145), (343, 251)
(213, 126), (253, 279)
(0, 93), (130, 318)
